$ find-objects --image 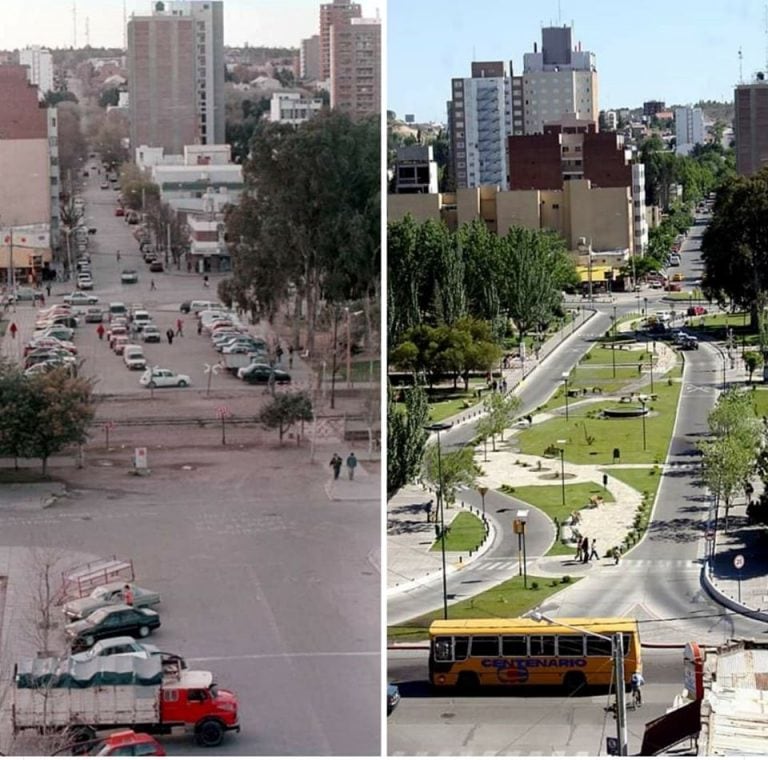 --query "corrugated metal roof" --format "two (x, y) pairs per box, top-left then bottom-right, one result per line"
(716, 648), (768, 690)
(707, 684), (768, 755)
